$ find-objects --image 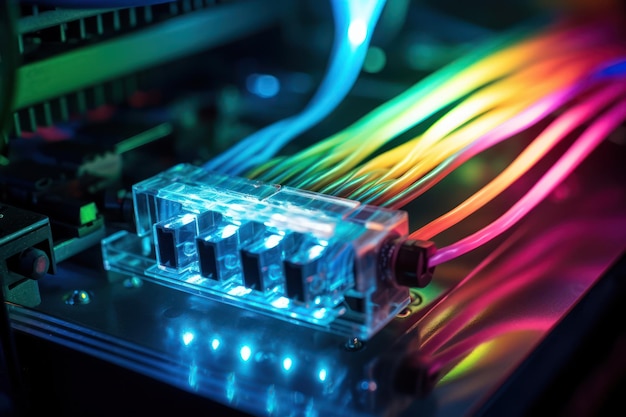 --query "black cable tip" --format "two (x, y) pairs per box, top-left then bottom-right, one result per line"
(15, 247), (50, 280)
(382, 237), (436, 288)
